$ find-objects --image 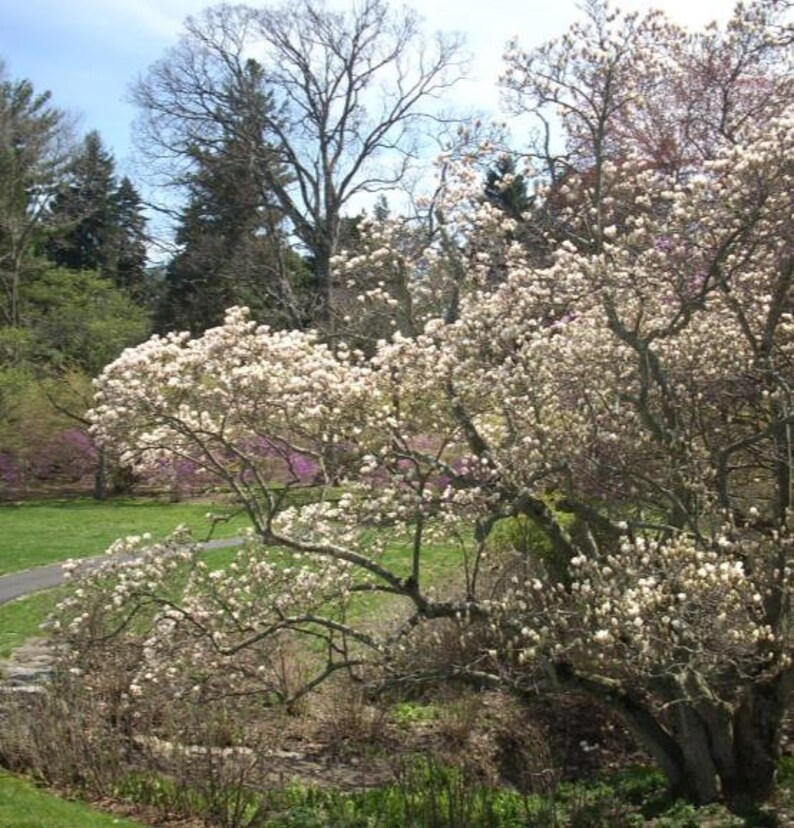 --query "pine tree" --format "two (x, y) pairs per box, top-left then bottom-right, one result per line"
(112, 176), (148, 297)
(45, 131), (117, 275)
(156, 64), (308, 334)
(133, 1), (466, 325)
(0, 64), (71, 328)
(484, 156), (532, 220)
